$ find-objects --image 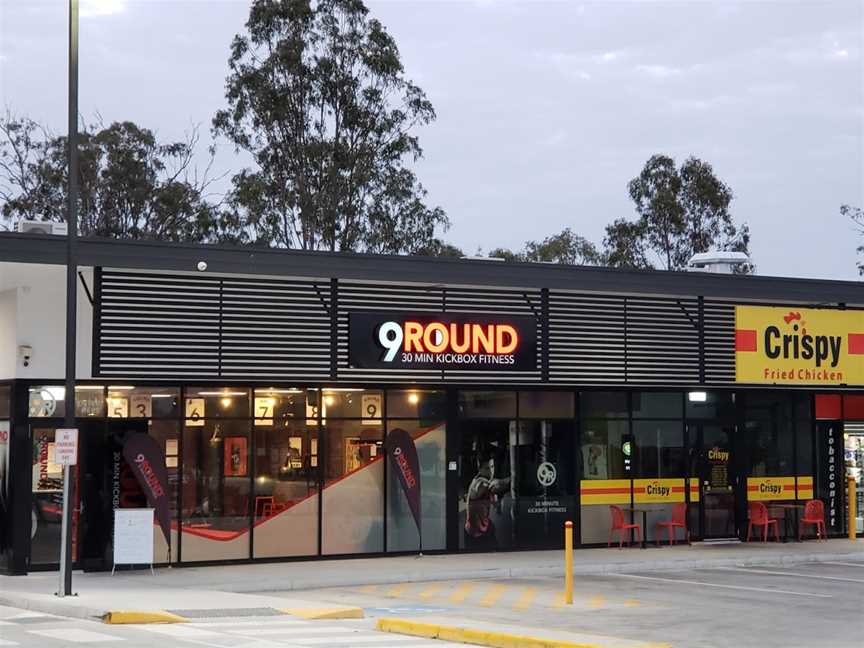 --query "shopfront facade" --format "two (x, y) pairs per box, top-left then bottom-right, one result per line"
(1, 235), (863, 573)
